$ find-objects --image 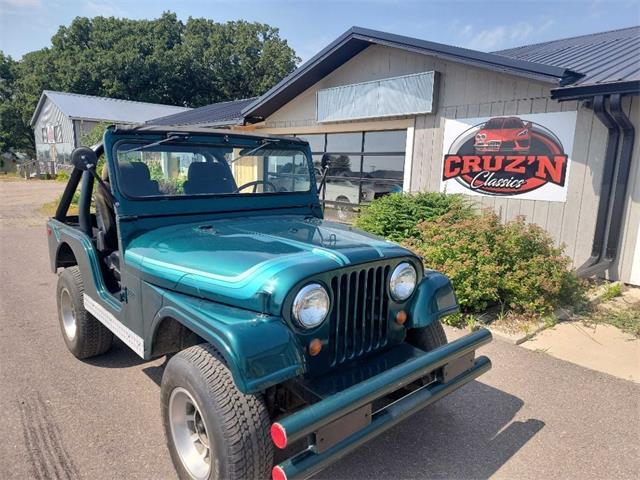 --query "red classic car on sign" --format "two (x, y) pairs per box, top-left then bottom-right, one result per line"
(473, 116), (532, 153)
